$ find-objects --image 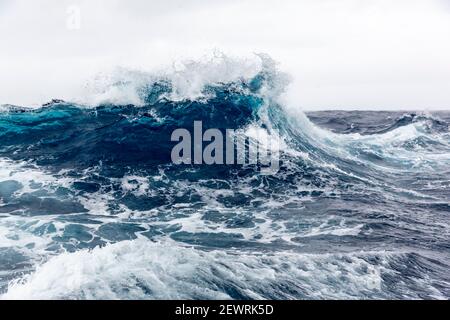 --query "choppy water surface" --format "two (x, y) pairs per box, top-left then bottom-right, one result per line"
(0, 60), (449, 299)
